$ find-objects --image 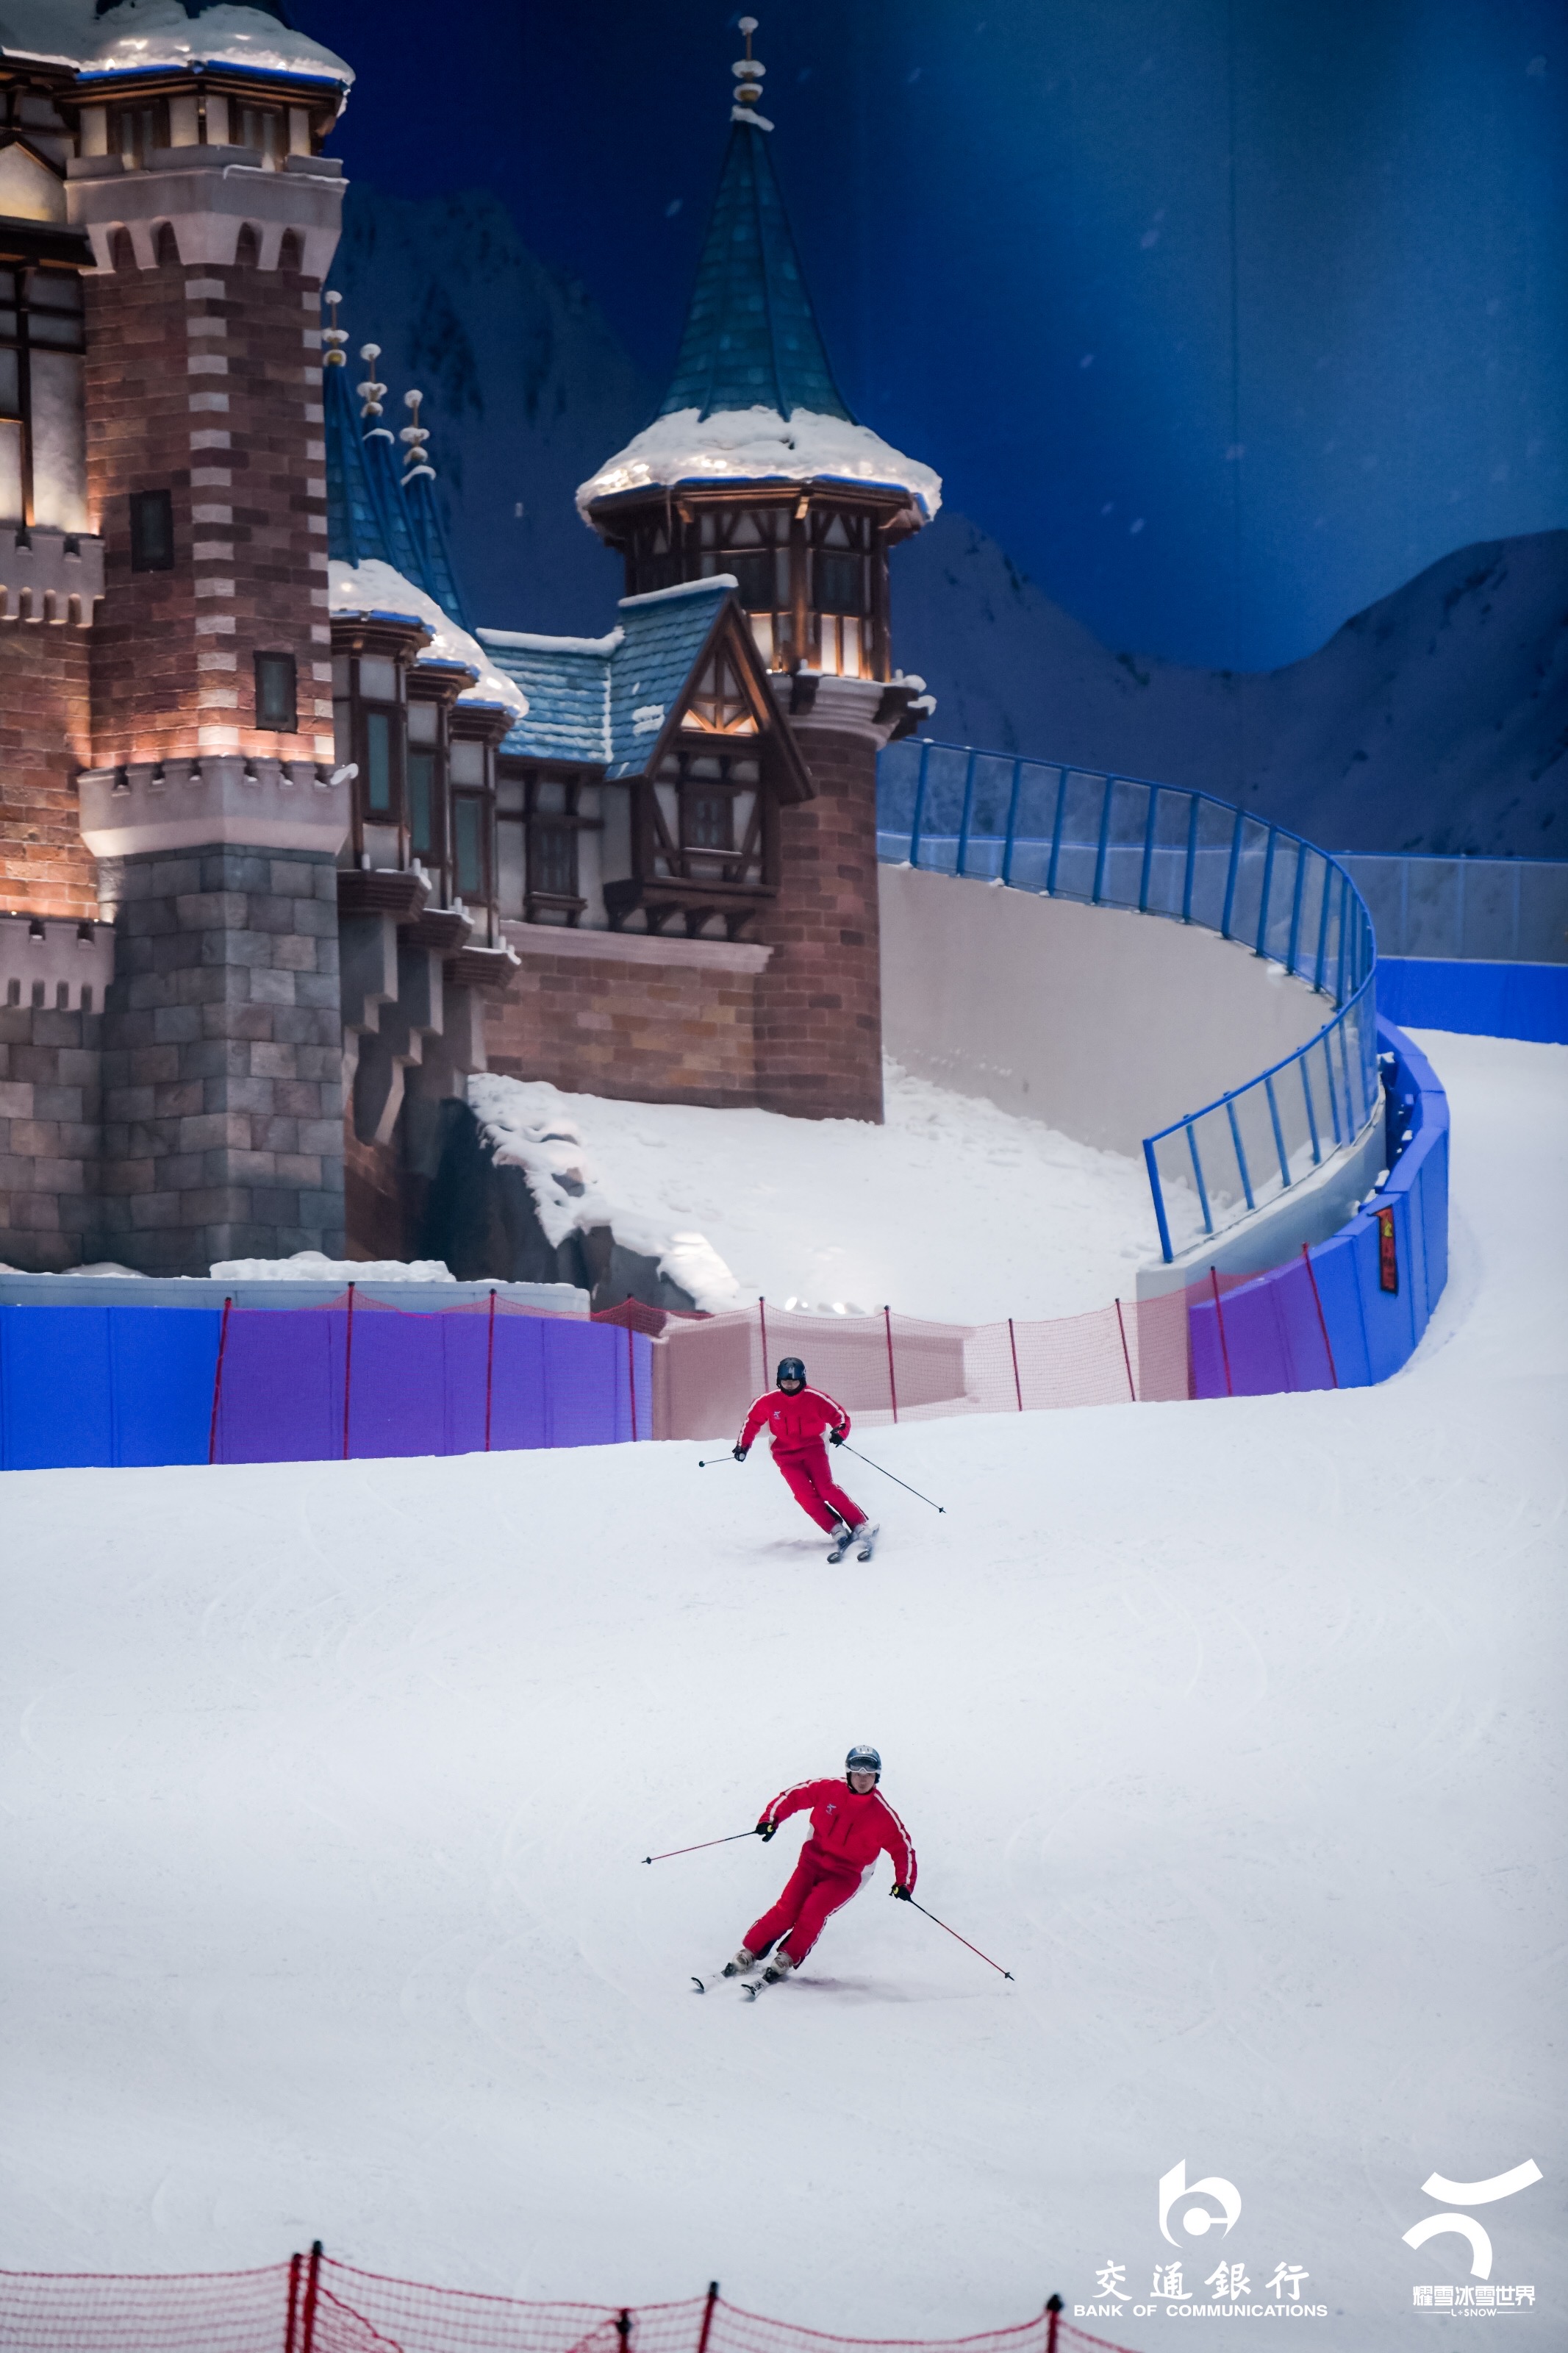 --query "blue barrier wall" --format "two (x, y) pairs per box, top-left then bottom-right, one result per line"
(1375, 958), (1568, 1045)
(0, 1302), (654, 1473)
(1187, 1019), (1449, 1397)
